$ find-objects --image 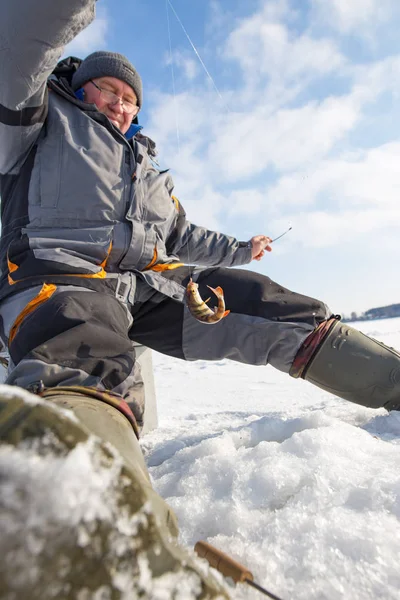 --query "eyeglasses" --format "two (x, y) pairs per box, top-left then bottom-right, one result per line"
(89, 80), (139, 116)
